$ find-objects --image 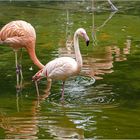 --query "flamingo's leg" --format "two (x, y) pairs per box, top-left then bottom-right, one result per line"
(15, 50), (20, 91)
(44, 79), (52, 97)
(19, 48), (23, 88)
(46, 79), (52, 92)
(60, 81), (65, 101)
